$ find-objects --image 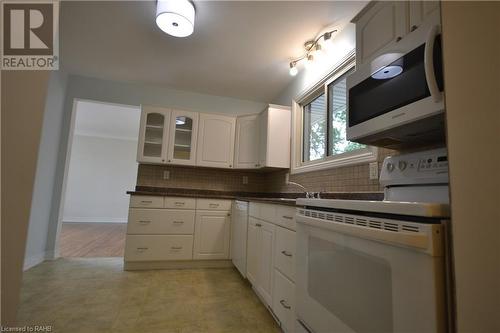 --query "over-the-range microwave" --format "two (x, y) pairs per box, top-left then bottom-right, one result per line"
(346, 24), (445, 149)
